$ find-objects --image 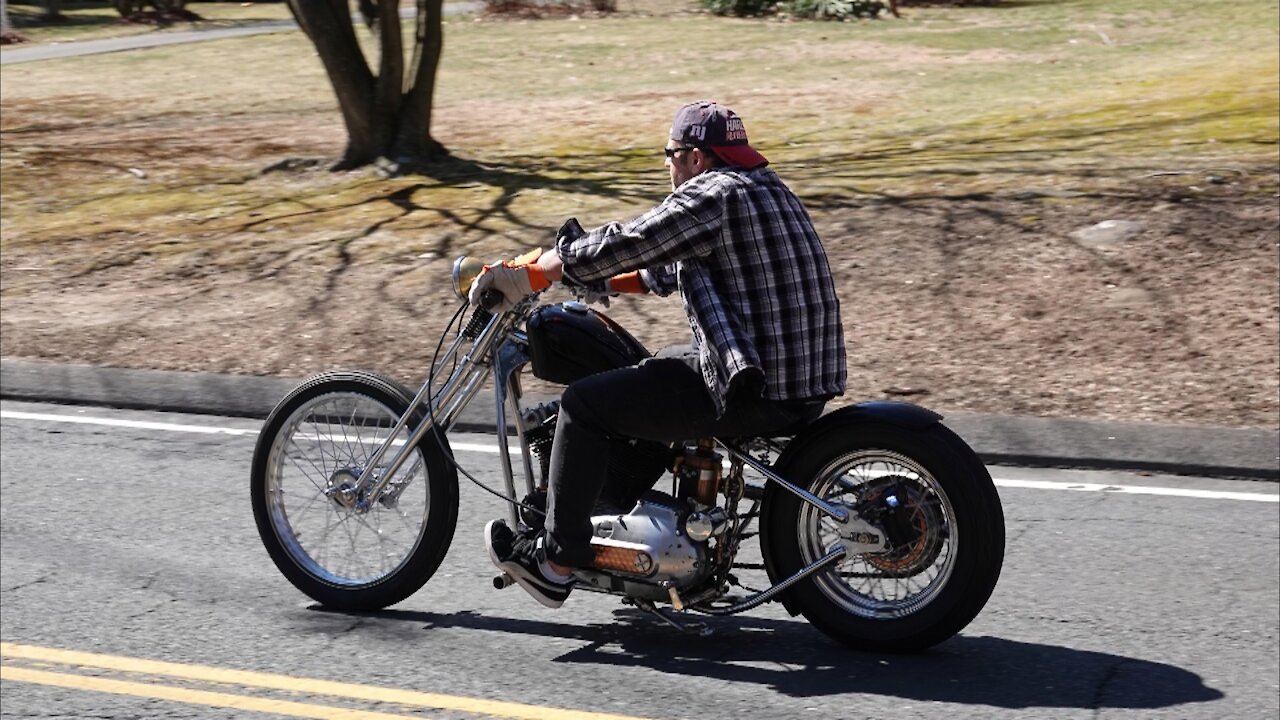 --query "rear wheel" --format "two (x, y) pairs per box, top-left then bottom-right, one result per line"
(765, 422), (1004, 652)
(250, 370), (458, 610)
